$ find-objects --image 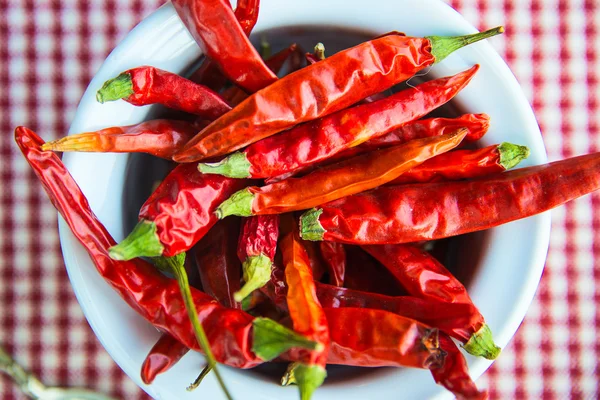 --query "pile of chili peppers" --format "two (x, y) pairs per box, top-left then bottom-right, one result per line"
(17, 1), (600, 399)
